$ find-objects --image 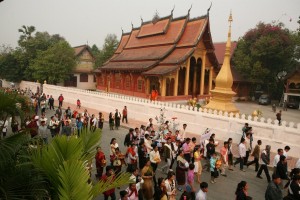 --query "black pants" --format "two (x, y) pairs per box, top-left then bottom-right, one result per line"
(122, 115), (128, 123)
(169, 158), (175, 169)
(59, 101), (63, 107)
(244, 151), (250, 165)
(247, 157), (259, 171)
(257, 164), (271, 182)
(104, 192), (116, 200)
(234, 157), (244, 170)
(49, 103), (54, 110)
(151, 162), (158, 187)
